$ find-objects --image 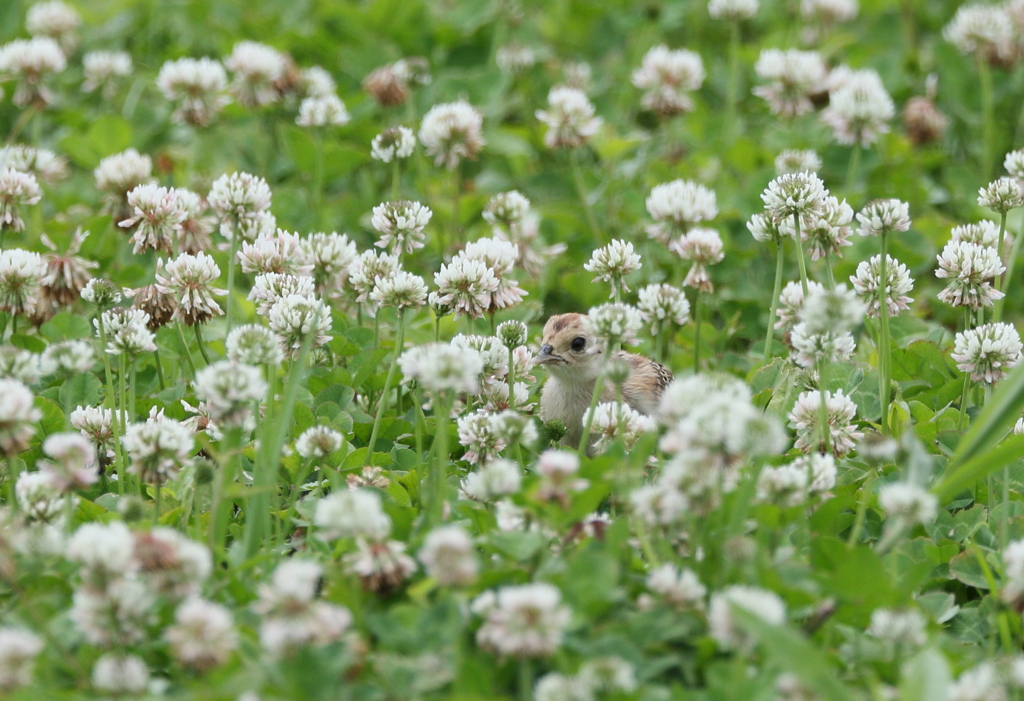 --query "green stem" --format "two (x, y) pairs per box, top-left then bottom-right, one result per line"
(153, 476), (162, 526)
(823, 250), (836, 289)
(226, 218), (240, 332)
(96, 318), (125, 495)
(847, 472), (876, 547)
(312, 127), (324, 229)
(725, 20), (741, 131)
(391, 159), (400, 201)
(995, 212), (1015, 323)
(979, 58), (995, 181)
(578, 341), (611, 457)
(193, 324), (211, 366)
(128, 361), (136, 423)
(693, 291), (702, 372)
(367, 311), (406, 458)
(958, 308), (973, 431)
(571, 149), (600, 240)
(817, 361), (832, 455)
(793, 214), (809, 295)
(209, 426), (241, 557)
(242, 330), (315, 559)
(878, 234), (891, 434)
(450, 167), (461, 248)
(429, 393), (451, 527)
(763, 240), (785, 366)
(176, 322), (197, 379)
(845, 143), (862, 192)
(153, 348), (165, 391)
(507, 344), (516, 411)
(518, 658), (533, 701)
